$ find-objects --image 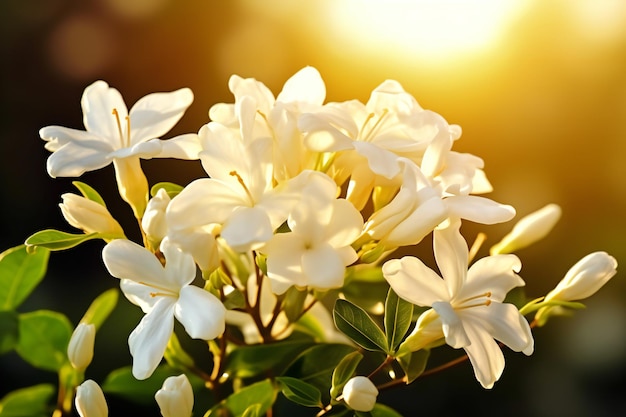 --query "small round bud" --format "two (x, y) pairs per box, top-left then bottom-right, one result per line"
(75, 379), (108, 417)
(342, 376), (378, 412)
(155, 374), (194, 417)
(67, 323), (95, 371)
